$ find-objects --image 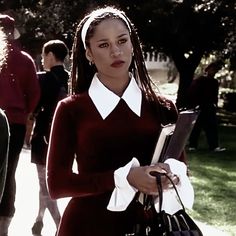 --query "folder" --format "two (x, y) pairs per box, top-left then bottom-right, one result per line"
(151, 109), (199, 164)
